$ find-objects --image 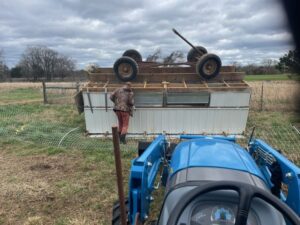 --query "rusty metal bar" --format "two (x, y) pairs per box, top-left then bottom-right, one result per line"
(112, 126), (127, 225)
(172, 28), (203, 55)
